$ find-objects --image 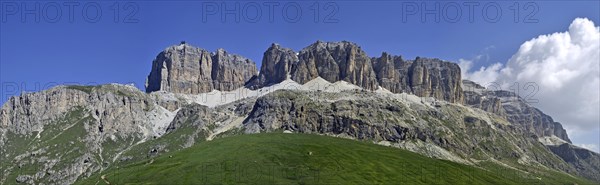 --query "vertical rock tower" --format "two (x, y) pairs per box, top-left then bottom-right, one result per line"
(145, 42), (257, 94)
